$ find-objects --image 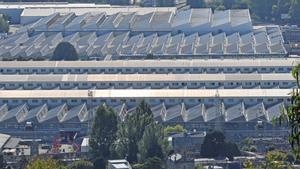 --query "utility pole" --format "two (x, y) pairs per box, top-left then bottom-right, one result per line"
(25, 121), (38, 156)
(215, 89), (223, 131)
(87, 90), (94, 135)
